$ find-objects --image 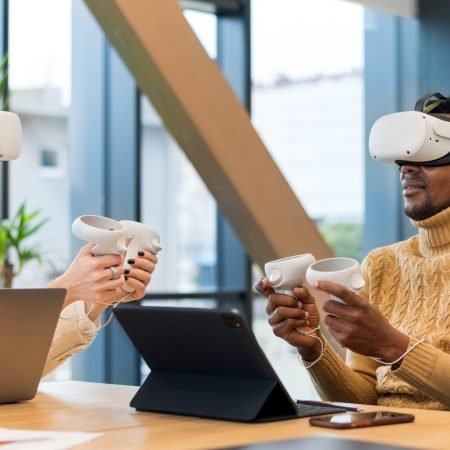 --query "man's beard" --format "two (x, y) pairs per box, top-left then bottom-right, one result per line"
(405, 198), (450, 221)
